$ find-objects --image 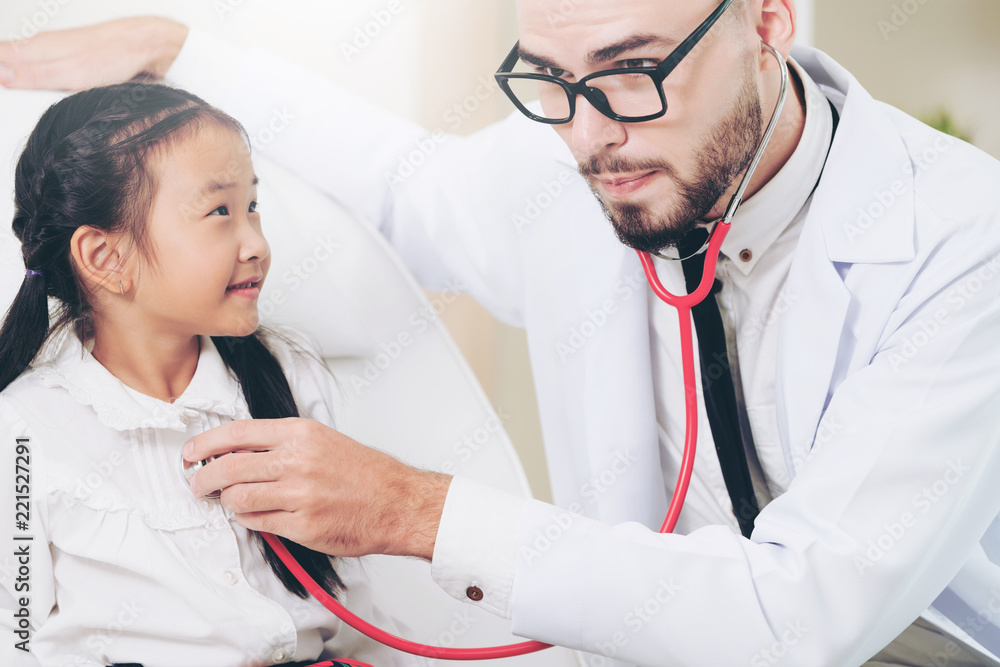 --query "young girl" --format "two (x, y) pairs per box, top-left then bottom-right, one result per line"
(0, 83), (414, 667)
